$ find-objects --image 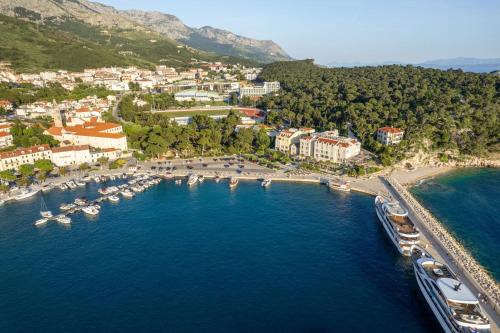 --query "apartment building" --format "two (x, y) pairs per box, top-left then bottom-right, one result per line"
(239, 81), (281, 97)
